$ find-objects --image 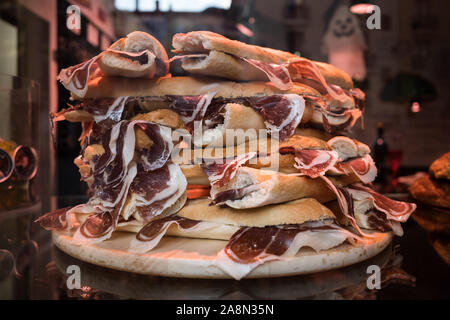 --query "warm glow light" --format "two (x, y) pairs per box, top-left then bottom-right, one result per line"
(411, 101), (421, 113)
(350, 3), (375, 14)
(236, 23), (254, 37)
